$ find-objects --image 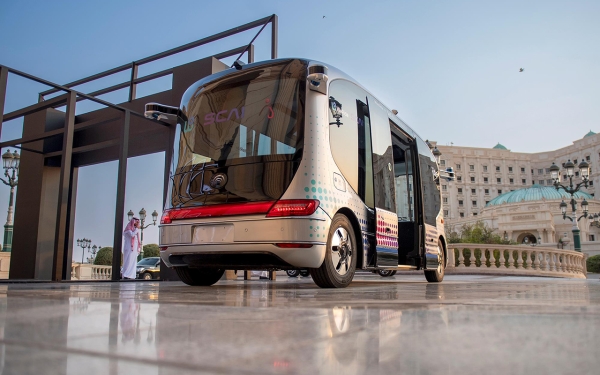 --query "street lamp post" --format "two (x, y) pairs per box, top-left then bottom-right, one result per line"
(549, 159), (591, 252)
(128, 208), (158, 260)
(88, 245), (98, 264)
(76, 238), (92, 264)
(0, 150), (20, 252)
